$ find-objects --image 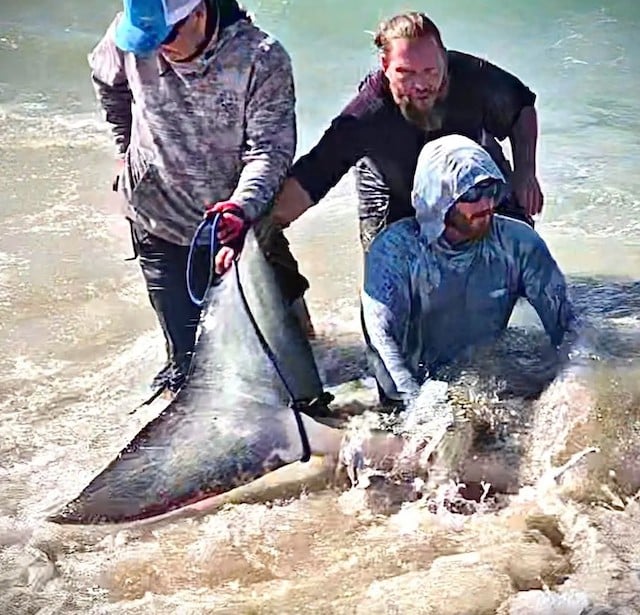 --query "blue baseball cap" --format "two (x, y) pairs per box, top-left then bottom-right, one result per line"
(114, 0), (201, 55)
